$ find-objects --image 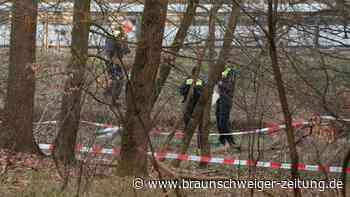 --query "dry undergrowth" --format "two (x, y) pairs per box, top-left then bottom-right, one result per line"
(0, 149), (348, 197)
